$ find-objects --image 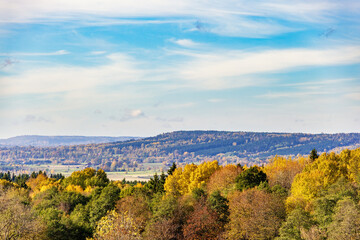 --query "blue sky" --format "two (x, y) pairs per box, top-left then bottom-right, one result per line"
(0, 0), (359, 138)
